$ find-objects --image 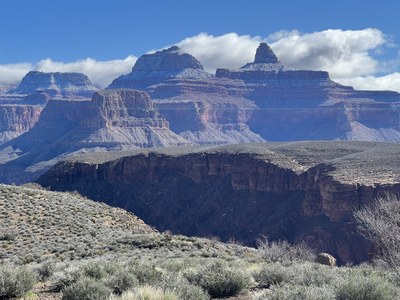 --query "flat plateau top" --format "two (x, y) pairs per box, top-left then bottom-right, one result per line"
(67, 141), (400, 185)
